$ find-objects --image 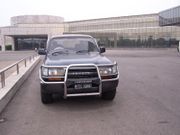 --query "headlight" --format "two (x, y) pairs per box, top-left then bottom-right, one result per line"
(41, 67), (48, 76)
(98, 64), (118, 76)
(41, 67), (66, 77)
(48, 68), (65, 76)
